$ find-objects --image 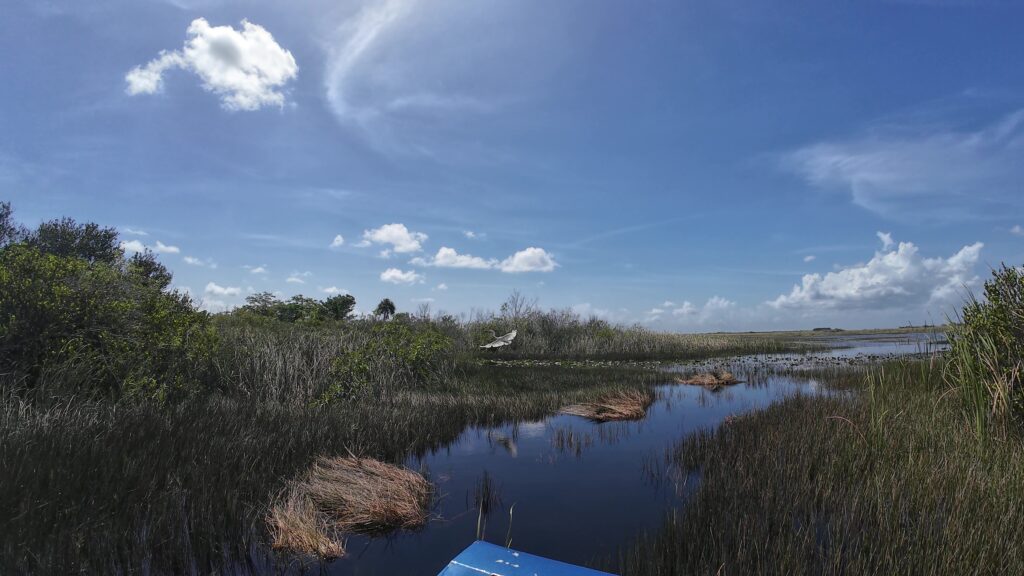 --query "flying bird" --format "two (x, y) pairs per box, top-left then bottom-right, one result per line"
(480, 329), (517, 349)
